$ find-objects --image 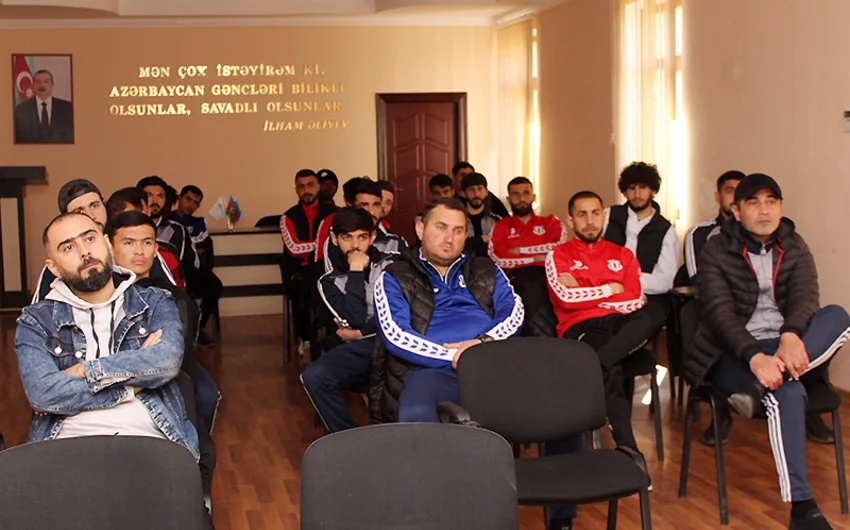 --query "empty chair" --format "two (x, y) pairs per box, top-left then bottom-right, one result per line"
(301, 423), (518, 530)
(0, 435), (210, 530)
(439, 337), (651, 529)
